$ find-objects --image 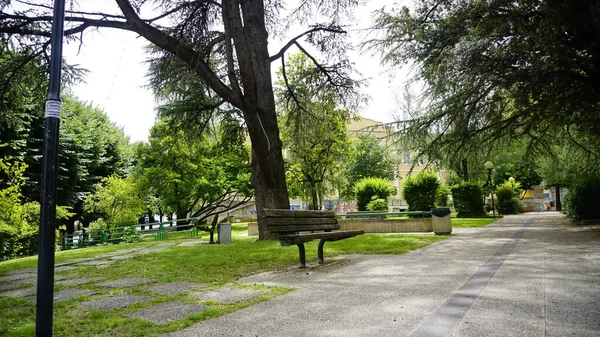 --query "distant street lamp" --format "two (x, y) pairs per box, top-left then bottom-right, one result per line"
(508, 176), (515, 192)
(485, 161), (496, 219)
